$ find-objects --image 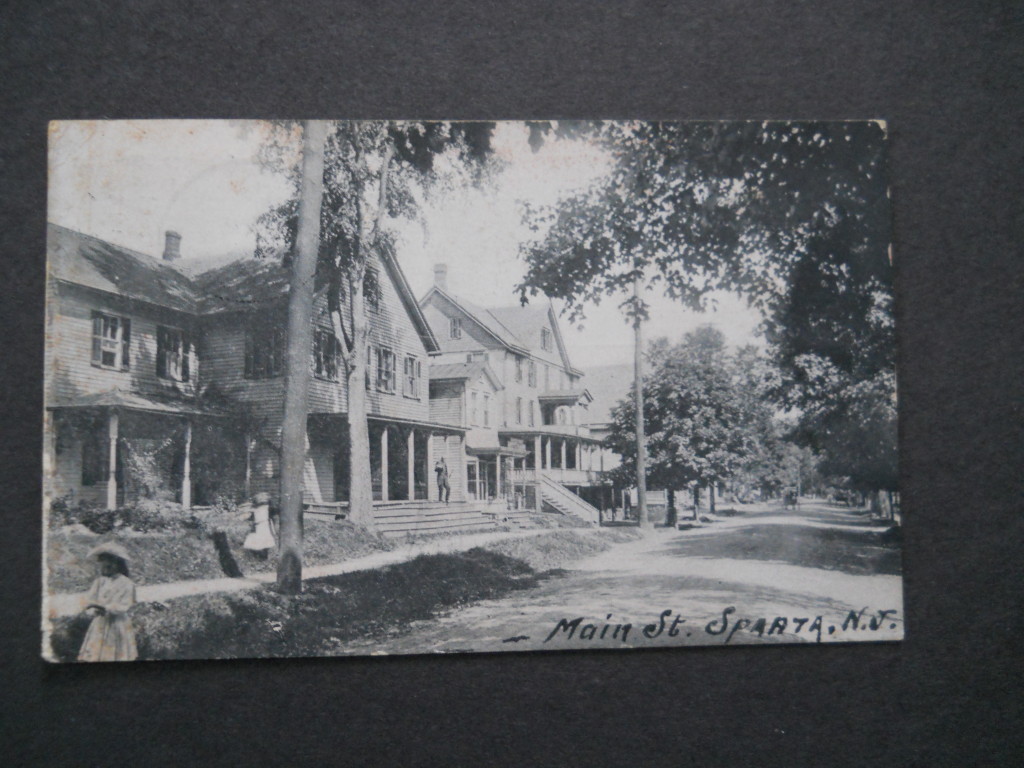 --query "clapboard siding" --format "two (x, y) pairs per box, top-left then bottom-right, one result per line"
(428, 380), (464, 426)
(46, 282), (199, 405)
